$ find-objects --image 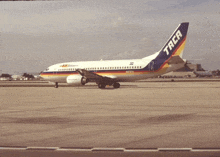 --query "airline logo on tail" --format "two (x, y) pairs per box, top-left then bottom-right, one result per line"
(163, 30), (182, 55)
(143, 22), (189, 72)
